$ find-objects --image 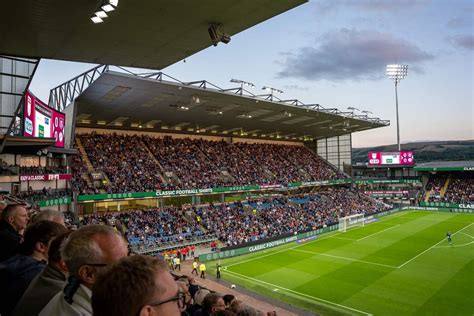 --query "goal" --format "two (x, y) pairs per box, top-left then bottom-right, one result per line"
(338, 213), (365, 232)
